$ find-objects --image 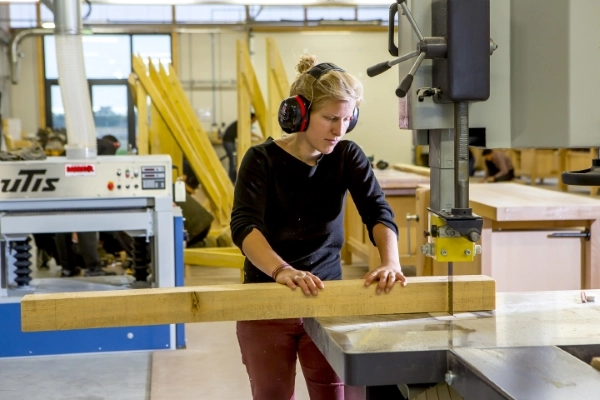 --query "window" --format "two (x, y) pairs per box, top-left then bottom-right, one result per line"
(249, 6), (305, 22)
(175, 5), (246, 24)
(44, 35), (131, 80)
(44, 34), (171, 150)
(92, 85), (129, 150)
(132, 35), (172, 69)
(9, 4), (37, 28)
(40, 3), (54, 24)
(81, 5), (172, 24)
(50, 85), (65, 129)
(357, 6), (391, 24)
(306, 7), (356, 22)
